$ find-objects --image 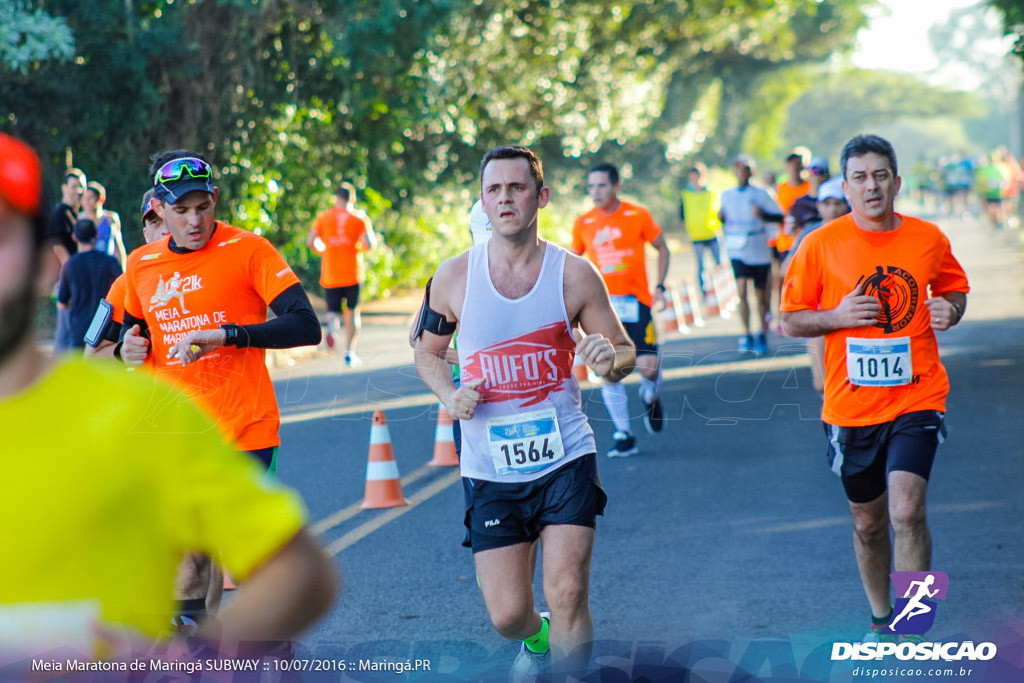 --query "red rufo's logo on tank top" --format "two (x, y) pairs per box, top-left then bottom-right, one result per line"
(462, 321), (574, 407)
(861, 265), (919, 334)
